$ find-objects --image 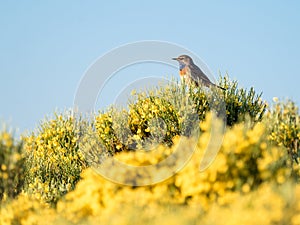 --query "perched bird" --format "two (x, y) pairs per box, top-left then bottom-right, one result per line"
(172, 55), (225, 90)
